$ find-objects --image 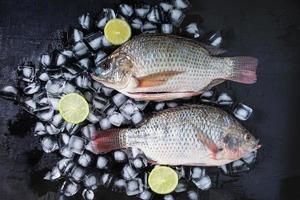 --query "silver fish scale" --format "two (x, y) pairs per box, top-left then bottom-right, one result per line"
(119, 35), (229, 93)
(121, 105), (233, 165)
